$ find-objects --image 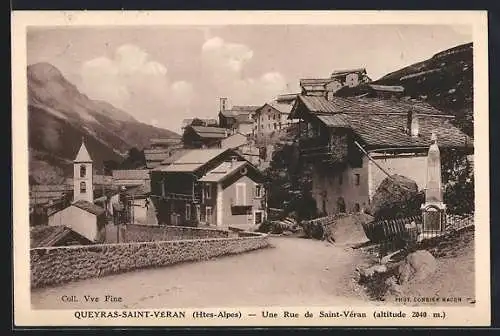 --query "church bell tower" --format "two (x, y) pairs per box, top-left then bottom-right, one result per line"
(73, 138), (93, 203)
